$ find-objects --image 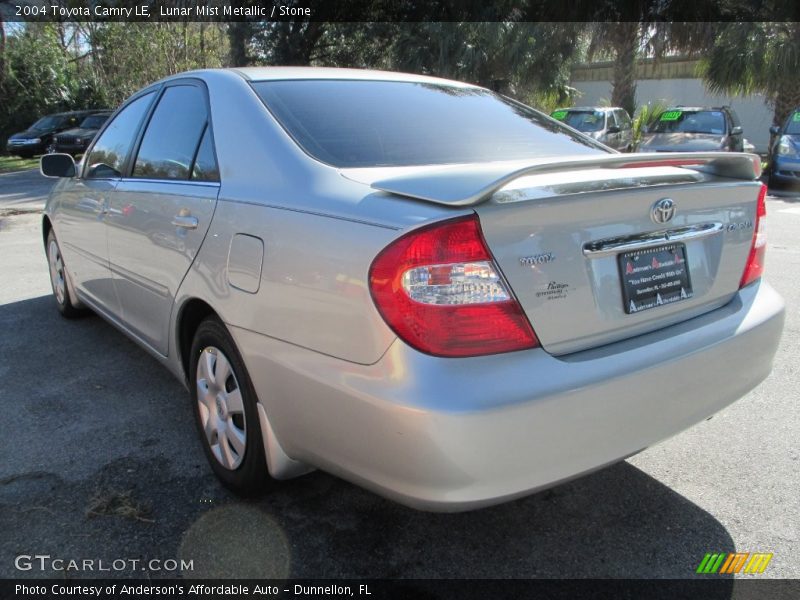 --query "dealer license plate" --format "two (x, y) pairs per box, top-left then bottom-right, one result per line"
(618, 243), (693, 314)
